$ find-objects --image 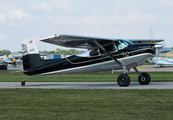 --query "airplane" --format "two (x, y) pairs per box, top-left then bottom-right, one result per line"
(20, 34), (164, 87)
(0, 57), (12, 64)
(151, 56), (173, 68)
(148, 47), (173, 67)
(0, 57), (22, 65)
